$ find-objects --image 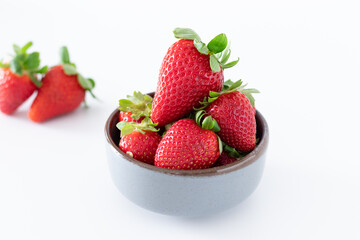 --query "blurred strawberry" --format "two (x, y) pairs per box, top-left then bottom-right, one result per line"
(0, 42), (47, 114)
(28, 46), (95, 122)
